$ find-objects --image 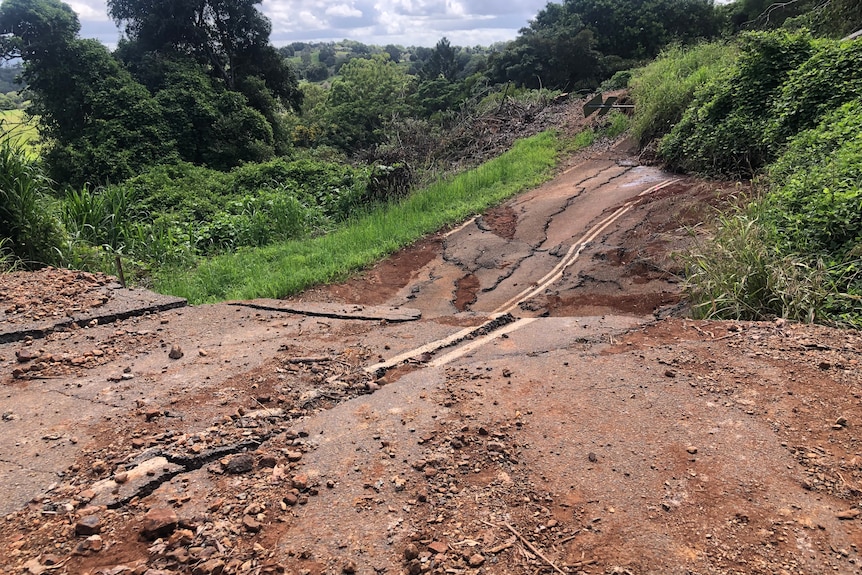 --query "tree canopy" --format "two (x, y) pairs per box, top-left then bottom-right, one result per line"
(0, 0), (301, 186)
